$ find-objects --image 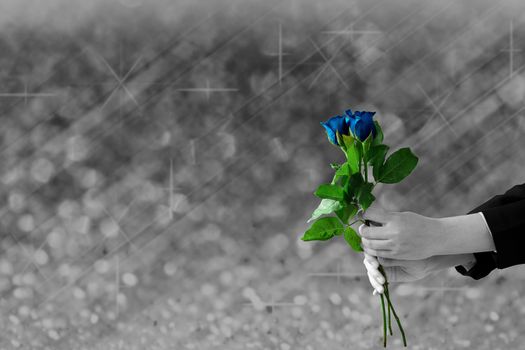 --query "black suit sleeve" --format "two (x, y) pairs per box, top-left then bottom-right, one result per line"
(455, 183), (525, 279)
